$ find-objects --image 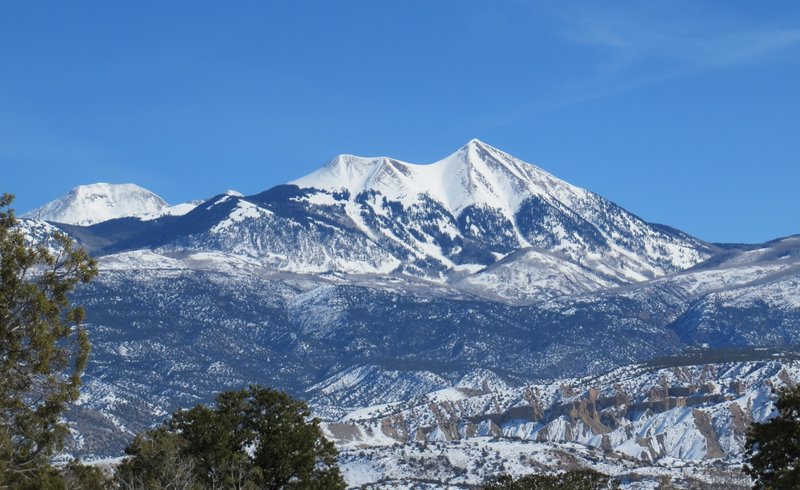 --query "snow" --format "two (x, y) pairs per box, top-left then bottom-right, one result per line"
(287, 139), (712, 285)
(337, 436), (750, 489)
(211, 199), (272, 233)
(98, 249), (271, 276)
(290, 139), (581, 219)
(139, 201), (200, 220)
(23, 183), (169, 225)
(426, 387), (471, 403)
(304, 191), (341, 206)
(458, 248), (618, 303)
(99, 250), (183, 270)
